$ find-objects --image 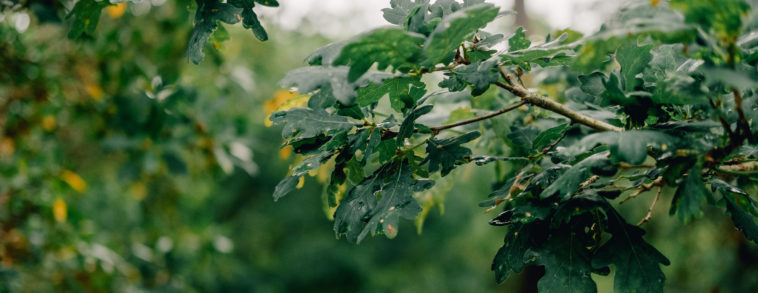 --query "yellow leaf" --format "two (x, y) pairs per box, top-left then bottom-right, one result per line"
(85, 84), (104, 101)
(61, 170), (87, 193)
(296, 176), (305, 189)
(129, 182), (147, 201)
(263, 90), (309, 126)
(651, 0), (661, 6)
(53, 197), (67, 222)
(42, 115), (56, 131)
(0, 137), (13, 156)
(279, 145), (292, 160)
(107, 2), (127, 19)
